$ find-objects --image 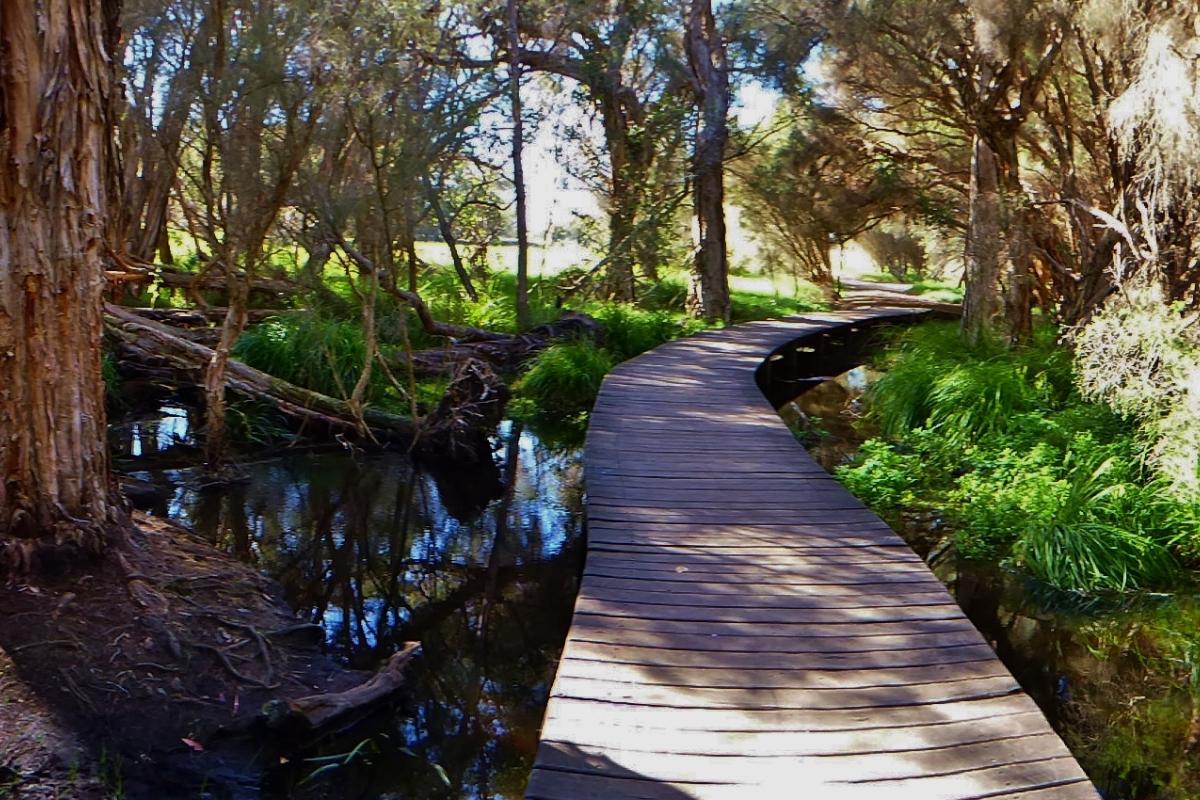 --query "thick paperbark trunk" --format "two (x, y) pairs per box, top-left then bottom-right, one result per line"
(962, 134), (1003, 344)
(602, 98), (638, 302)
(684, 0), (731, 325)
(996, 137), (1033, 344)
(962, 132), (1034, 344)
(0, 0), (121, 565)
(507, 0), (530, 330)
